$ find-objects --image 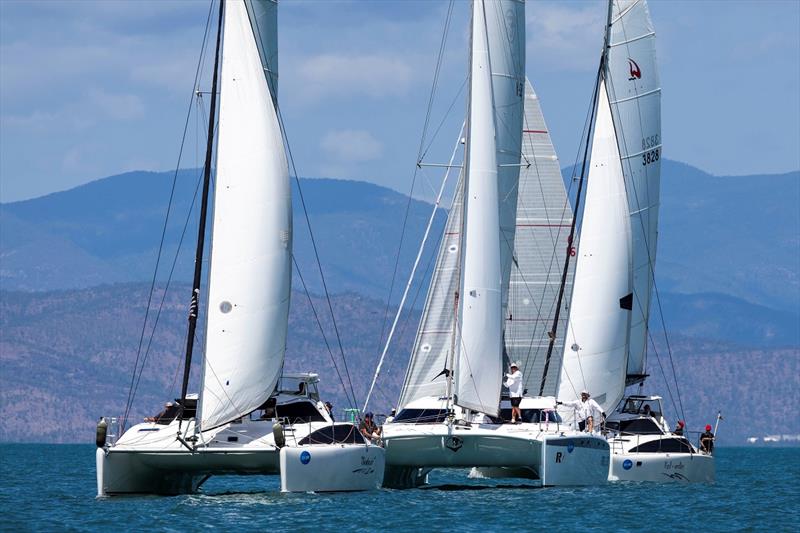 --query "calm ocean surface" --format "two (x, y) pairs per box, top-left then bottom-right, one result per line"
(1, 444), (798, 532)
